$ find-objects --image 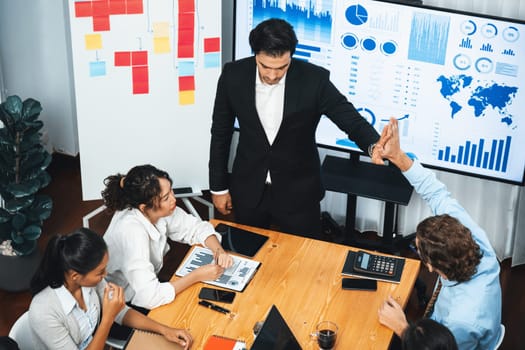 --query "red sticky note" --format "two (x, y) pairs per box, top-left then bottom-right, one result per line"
(114, 51), (131, 66)
(92, 0), (110, 16)
(126, 0), (143, 14)
(93, 16), (110, 31)
(75, 2), (93, 17)
(178, 28), (194, 45)
(132, 51), (148, 66)
(132, 66), (148, 82)
(109, 0), (126, 14)
(178, 13), (194, 29)
(204, 37), (220, 52)
(179, 0), (195, 13)
(178, 76), (195, 91)
(178, 44), (194, 58)
(133, 81), (149, 94)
